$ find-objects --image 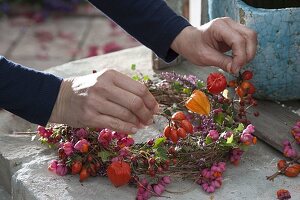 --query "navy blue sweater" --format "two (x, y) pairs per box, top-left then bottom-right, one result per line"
(0, 0), (190, 126)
